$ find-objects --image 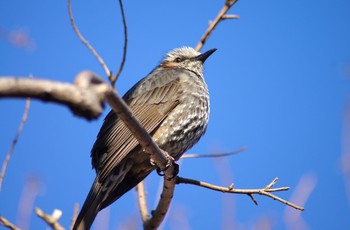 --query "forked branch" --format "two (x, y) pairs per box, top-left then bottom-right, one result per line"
(35, 208), (64, 230)
(195, 0), (239, 52)
(177, 177), (305, 211)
